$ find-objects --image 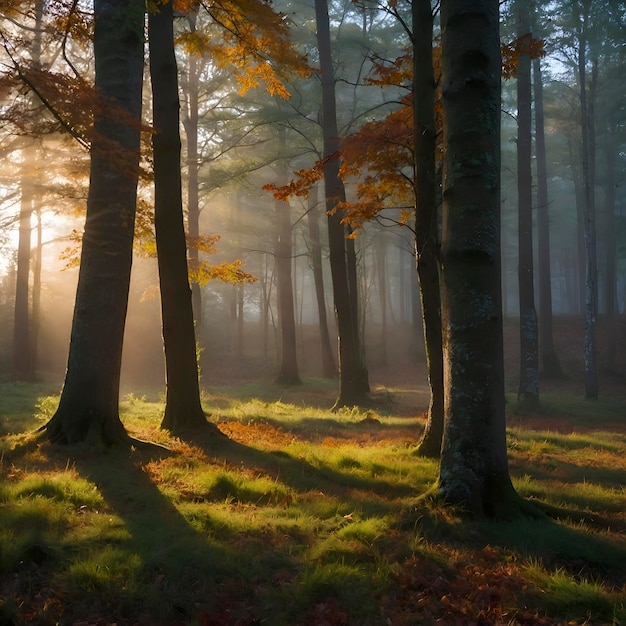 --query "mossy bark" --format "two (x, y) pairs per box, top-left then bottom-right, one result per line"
(436, 0), (522, 517)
